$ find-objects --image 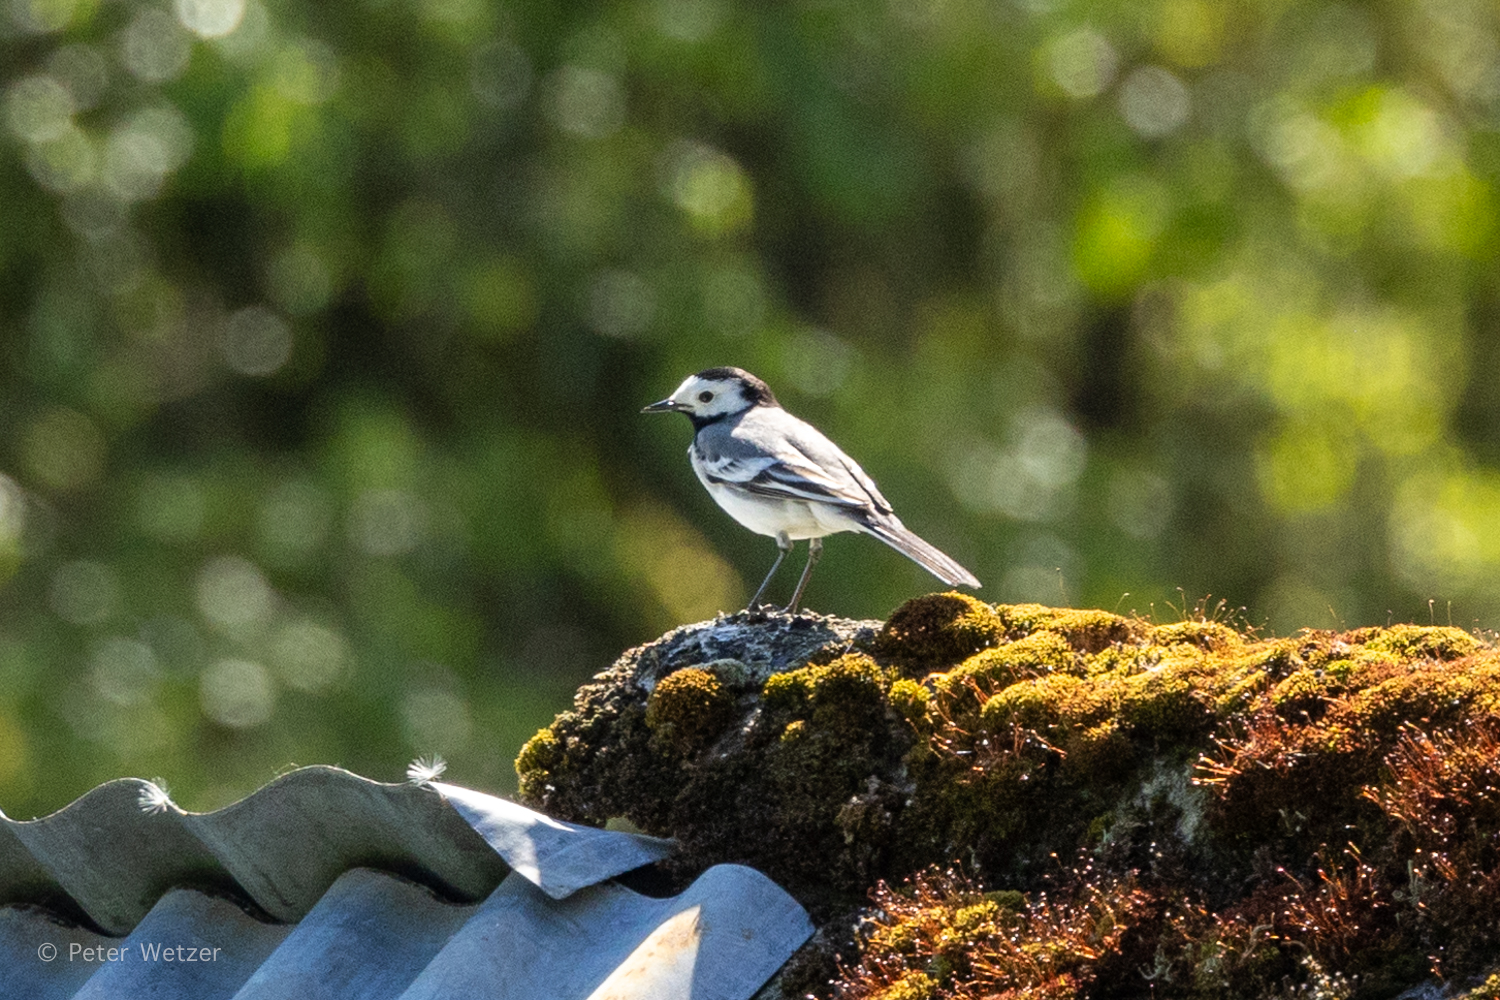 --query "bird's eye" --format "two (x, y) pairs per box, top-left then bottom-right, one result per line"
(698, 391), (714, 403)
